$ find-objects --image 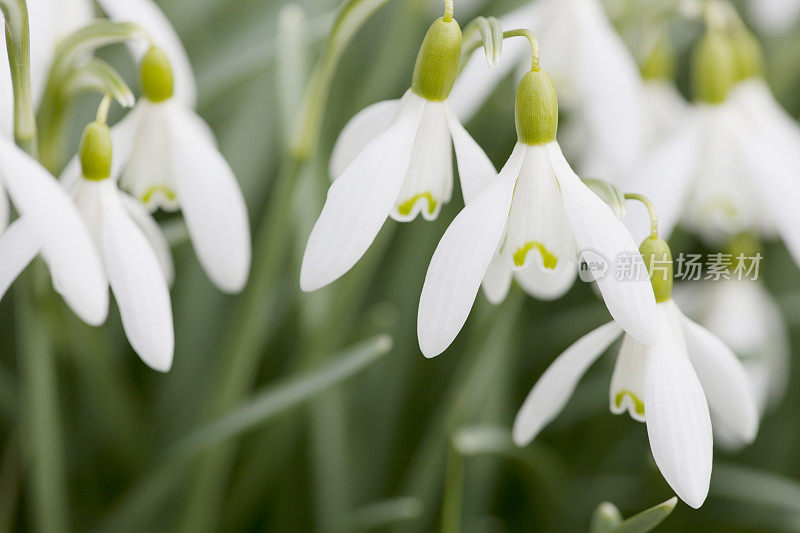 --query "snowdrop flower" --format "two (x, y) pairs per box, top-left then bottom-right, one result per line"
(0, 138), (108, 326)
(748, 0), (800, 34)
(107, 47), (251, 293)
(623, 27), (800, 263)
(450, 0), (646, 177)
(639, 36), (689, 151)
(69, 116), (174, 371)
(300, 11), (496, 291)
(513, 236), (759, 508)
(417, 48), (658, 358)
